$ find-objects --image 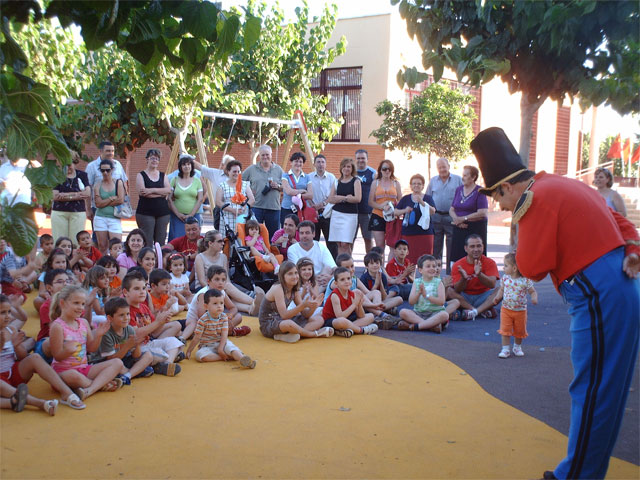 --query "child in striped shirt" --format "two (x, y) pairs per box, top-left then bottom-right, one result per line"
(185, 289), (256, 368)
